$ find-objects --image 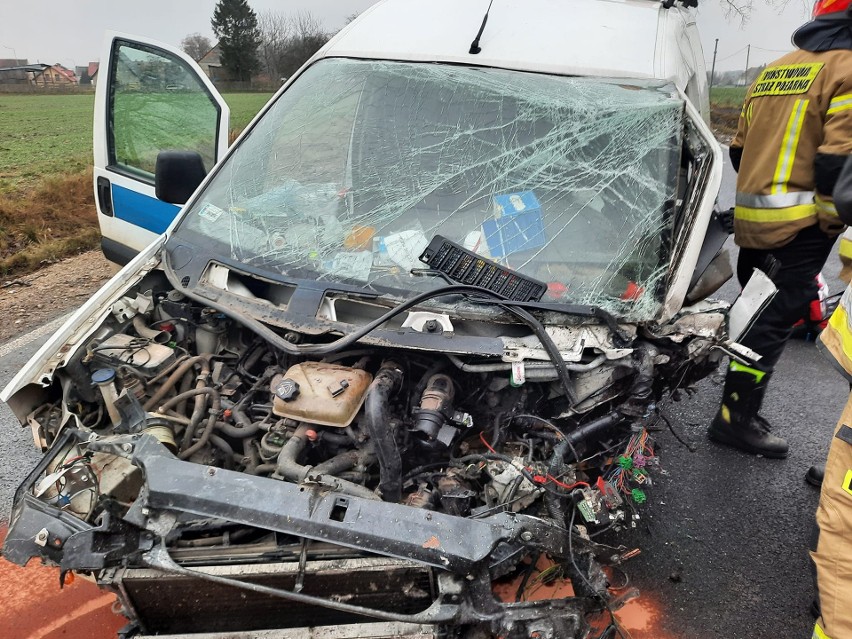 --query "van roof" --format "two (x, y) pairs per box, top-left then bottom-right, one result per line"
(324, 0), (678, 80)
